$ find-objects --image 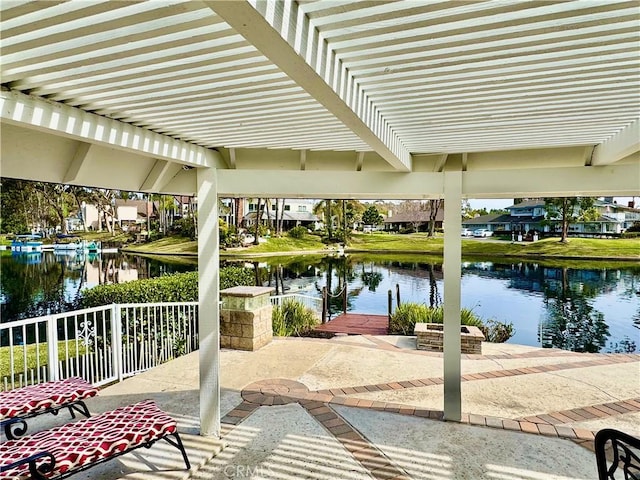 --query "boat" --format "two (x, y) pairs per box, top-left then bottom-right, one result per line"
(53, 239), (83, 251)
(10, 235), (43, 253)
(84, 240), (101, 253)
